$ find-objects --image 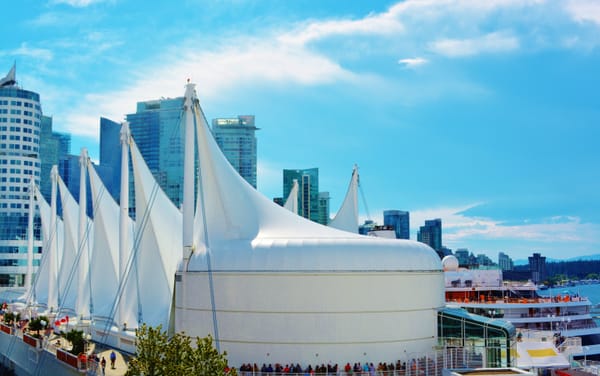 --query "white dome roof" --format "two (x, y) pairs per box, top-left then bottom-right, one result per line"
(442, 255), (459, 271)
